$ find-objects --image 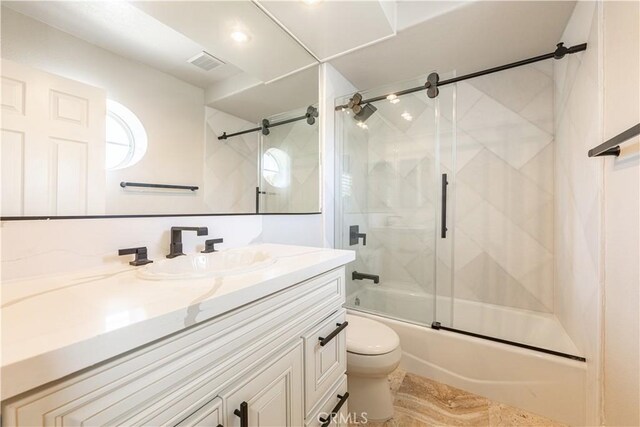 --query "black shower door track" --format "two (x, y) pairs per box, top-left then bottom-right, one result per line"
(431, 322), (586, 362)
